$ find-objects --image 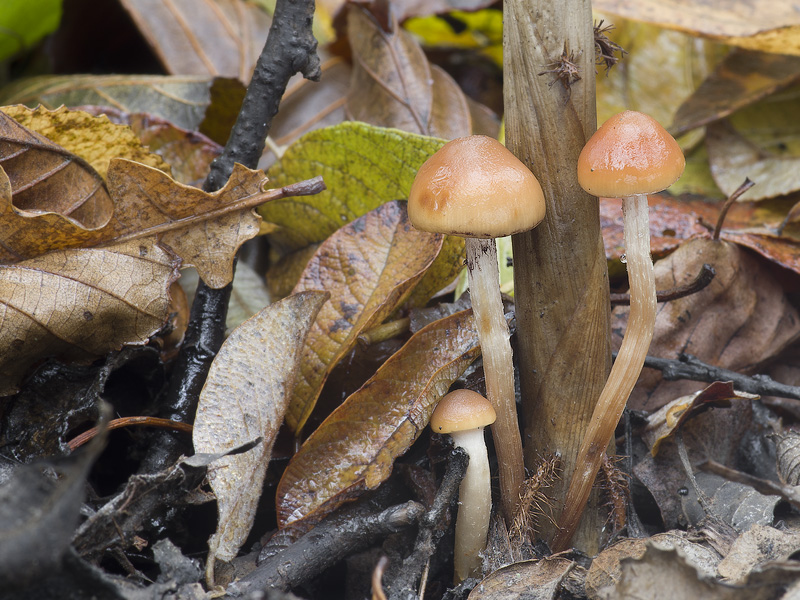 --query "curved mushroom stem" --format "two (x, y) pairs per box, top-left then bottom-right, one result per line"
(450, 428), (492, 582)
(465, 237), (525, 524)
(552, 193), (657, 552)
